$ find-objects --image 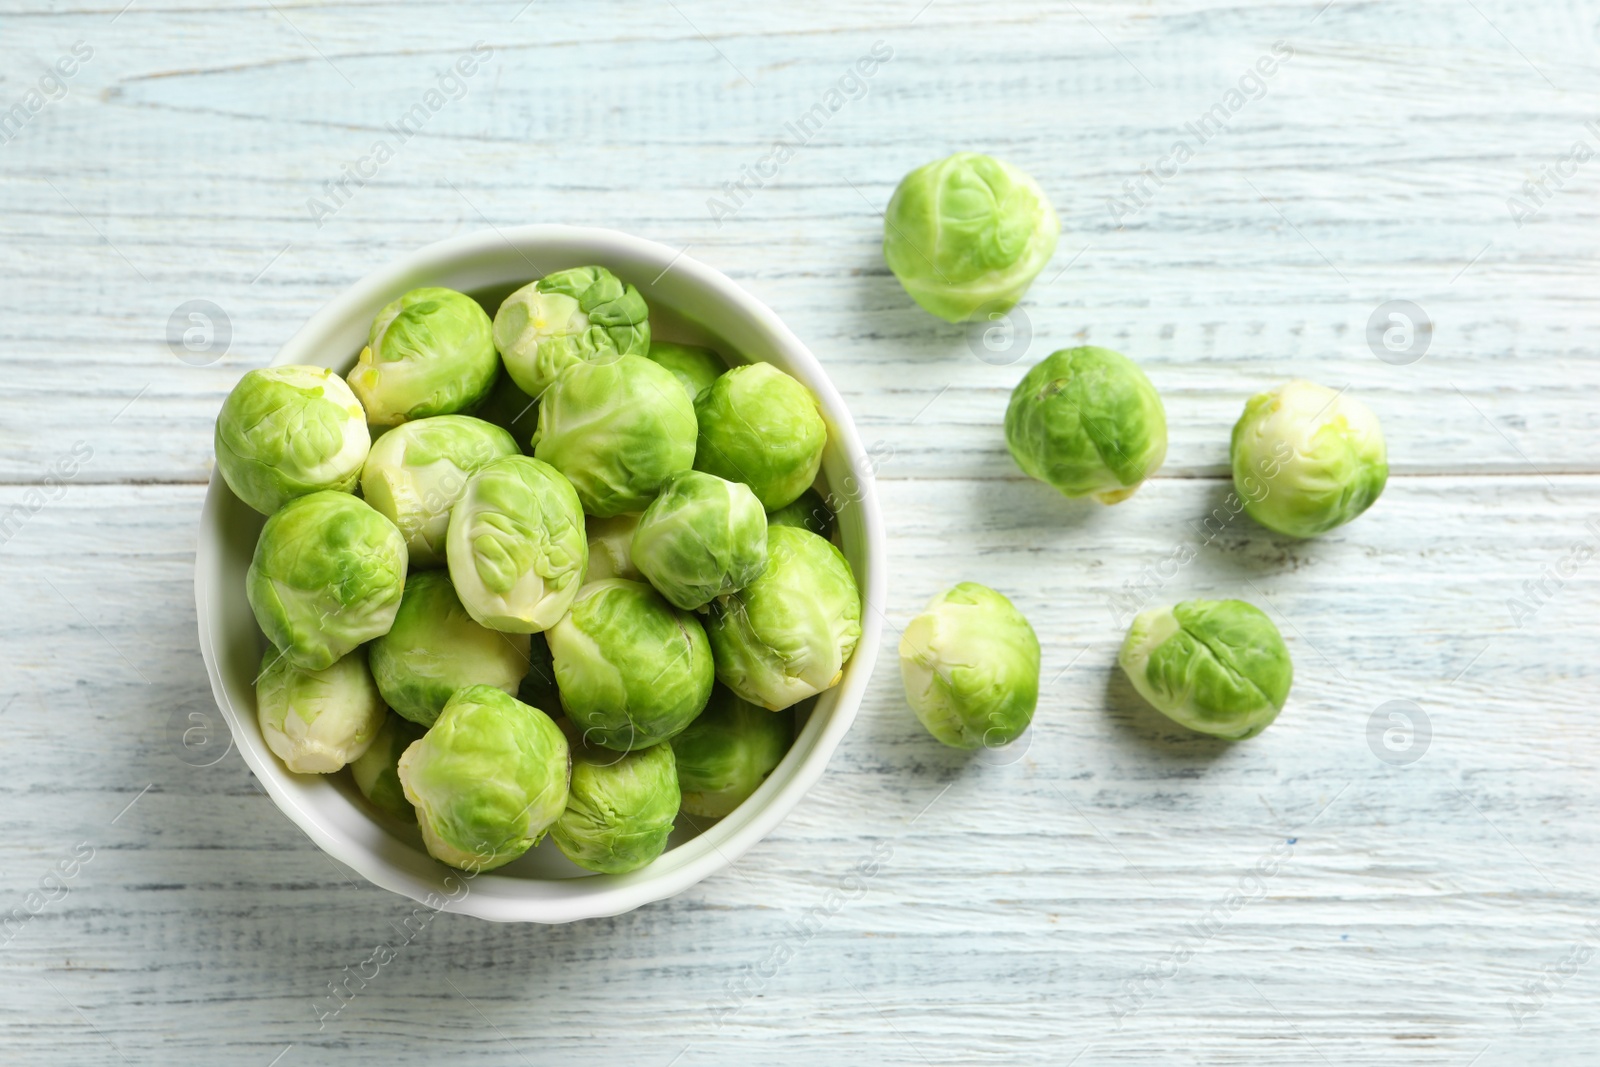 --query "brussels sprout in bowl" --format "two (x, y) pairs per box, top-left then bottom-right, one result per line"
(195, 226), (885, 923)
